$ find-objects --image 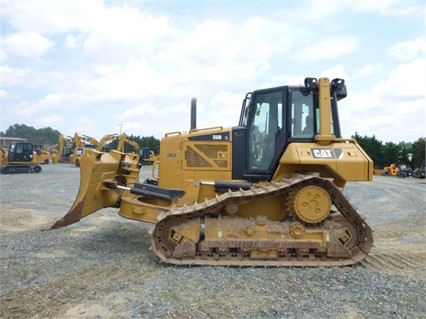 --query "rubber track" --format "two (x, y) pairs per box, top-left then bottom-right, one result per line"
(150, 174), (374, 266)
